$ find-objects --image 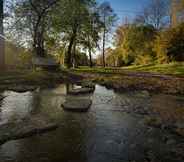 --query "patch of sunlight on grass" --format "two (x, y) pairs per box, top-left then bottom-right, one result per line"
(123, 62), (184, 75)
(75, 62), (184, 76)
